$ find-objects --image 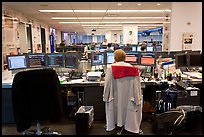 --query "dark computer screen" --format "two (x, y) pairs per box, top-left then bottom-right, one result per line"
(146, 46), (154, 52)
(175, 53), (187, 69)
(155, 45), (162, 52)
(187, 53), (202, 67)
(47, 53), (64, 67)
(7, 55), (27, 70)
(64, 53), (79, 69)
(27, 54), (46, 68)
(91, 52), (105, 66)
(140, 52), (156, 66)
(125, 52), (140, 65)
(105, 51), (115, 64)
